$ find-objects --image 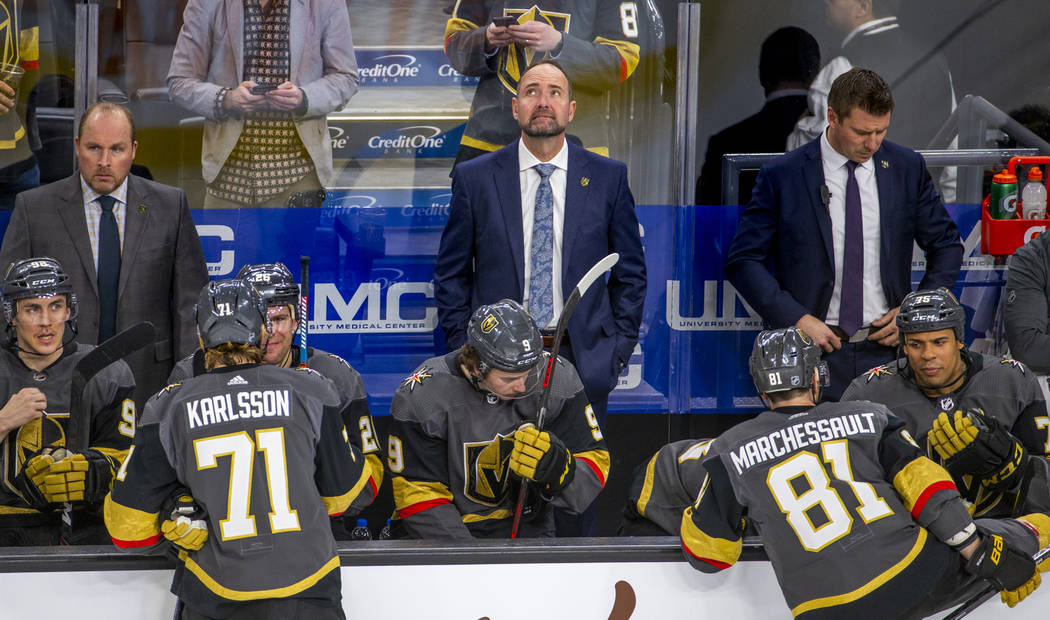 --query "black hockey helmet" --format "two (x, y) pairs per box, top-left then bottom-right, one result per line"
(1, 257), (79, 325)
(896, 287), (965, 341)
(236, 263), (300, 319)
(467, 299), (544, 374)
(196, 279), (269, 348)
(749, 327), (826, 394)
